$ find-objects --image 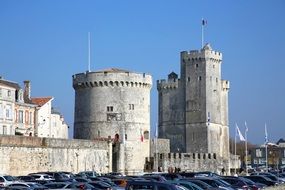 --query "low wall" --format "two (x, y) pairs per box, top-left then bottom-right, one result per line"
(156, 153), (228, 174)
(0, 135), (111, 176)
